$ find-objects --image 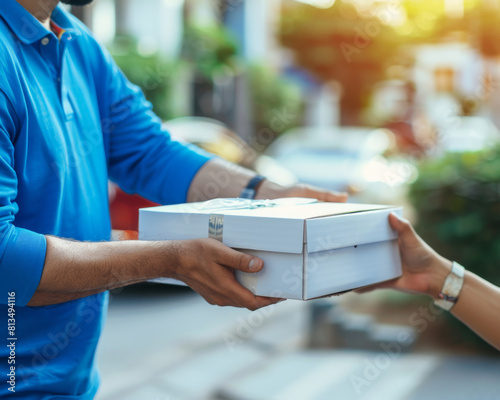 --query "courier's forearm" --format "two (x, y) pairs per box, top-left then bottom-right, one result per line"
(451, 271), (500, 350)
(187, 159), (283, 202)
(28, 236), (179, 306)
